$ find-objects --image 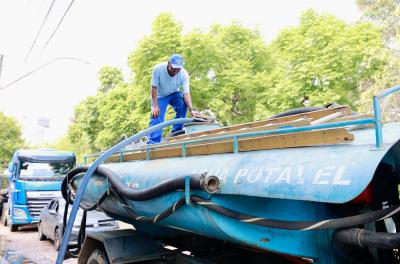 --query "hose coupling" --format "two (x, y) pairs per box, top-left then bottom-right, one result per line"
(200, 174), (220, 194)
